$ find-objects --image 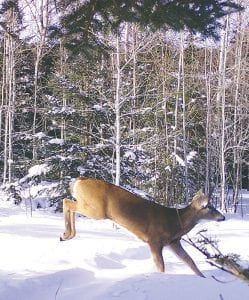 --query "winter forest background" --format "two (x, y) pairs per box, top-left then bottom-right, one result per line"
(0, 0), (248, 213)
